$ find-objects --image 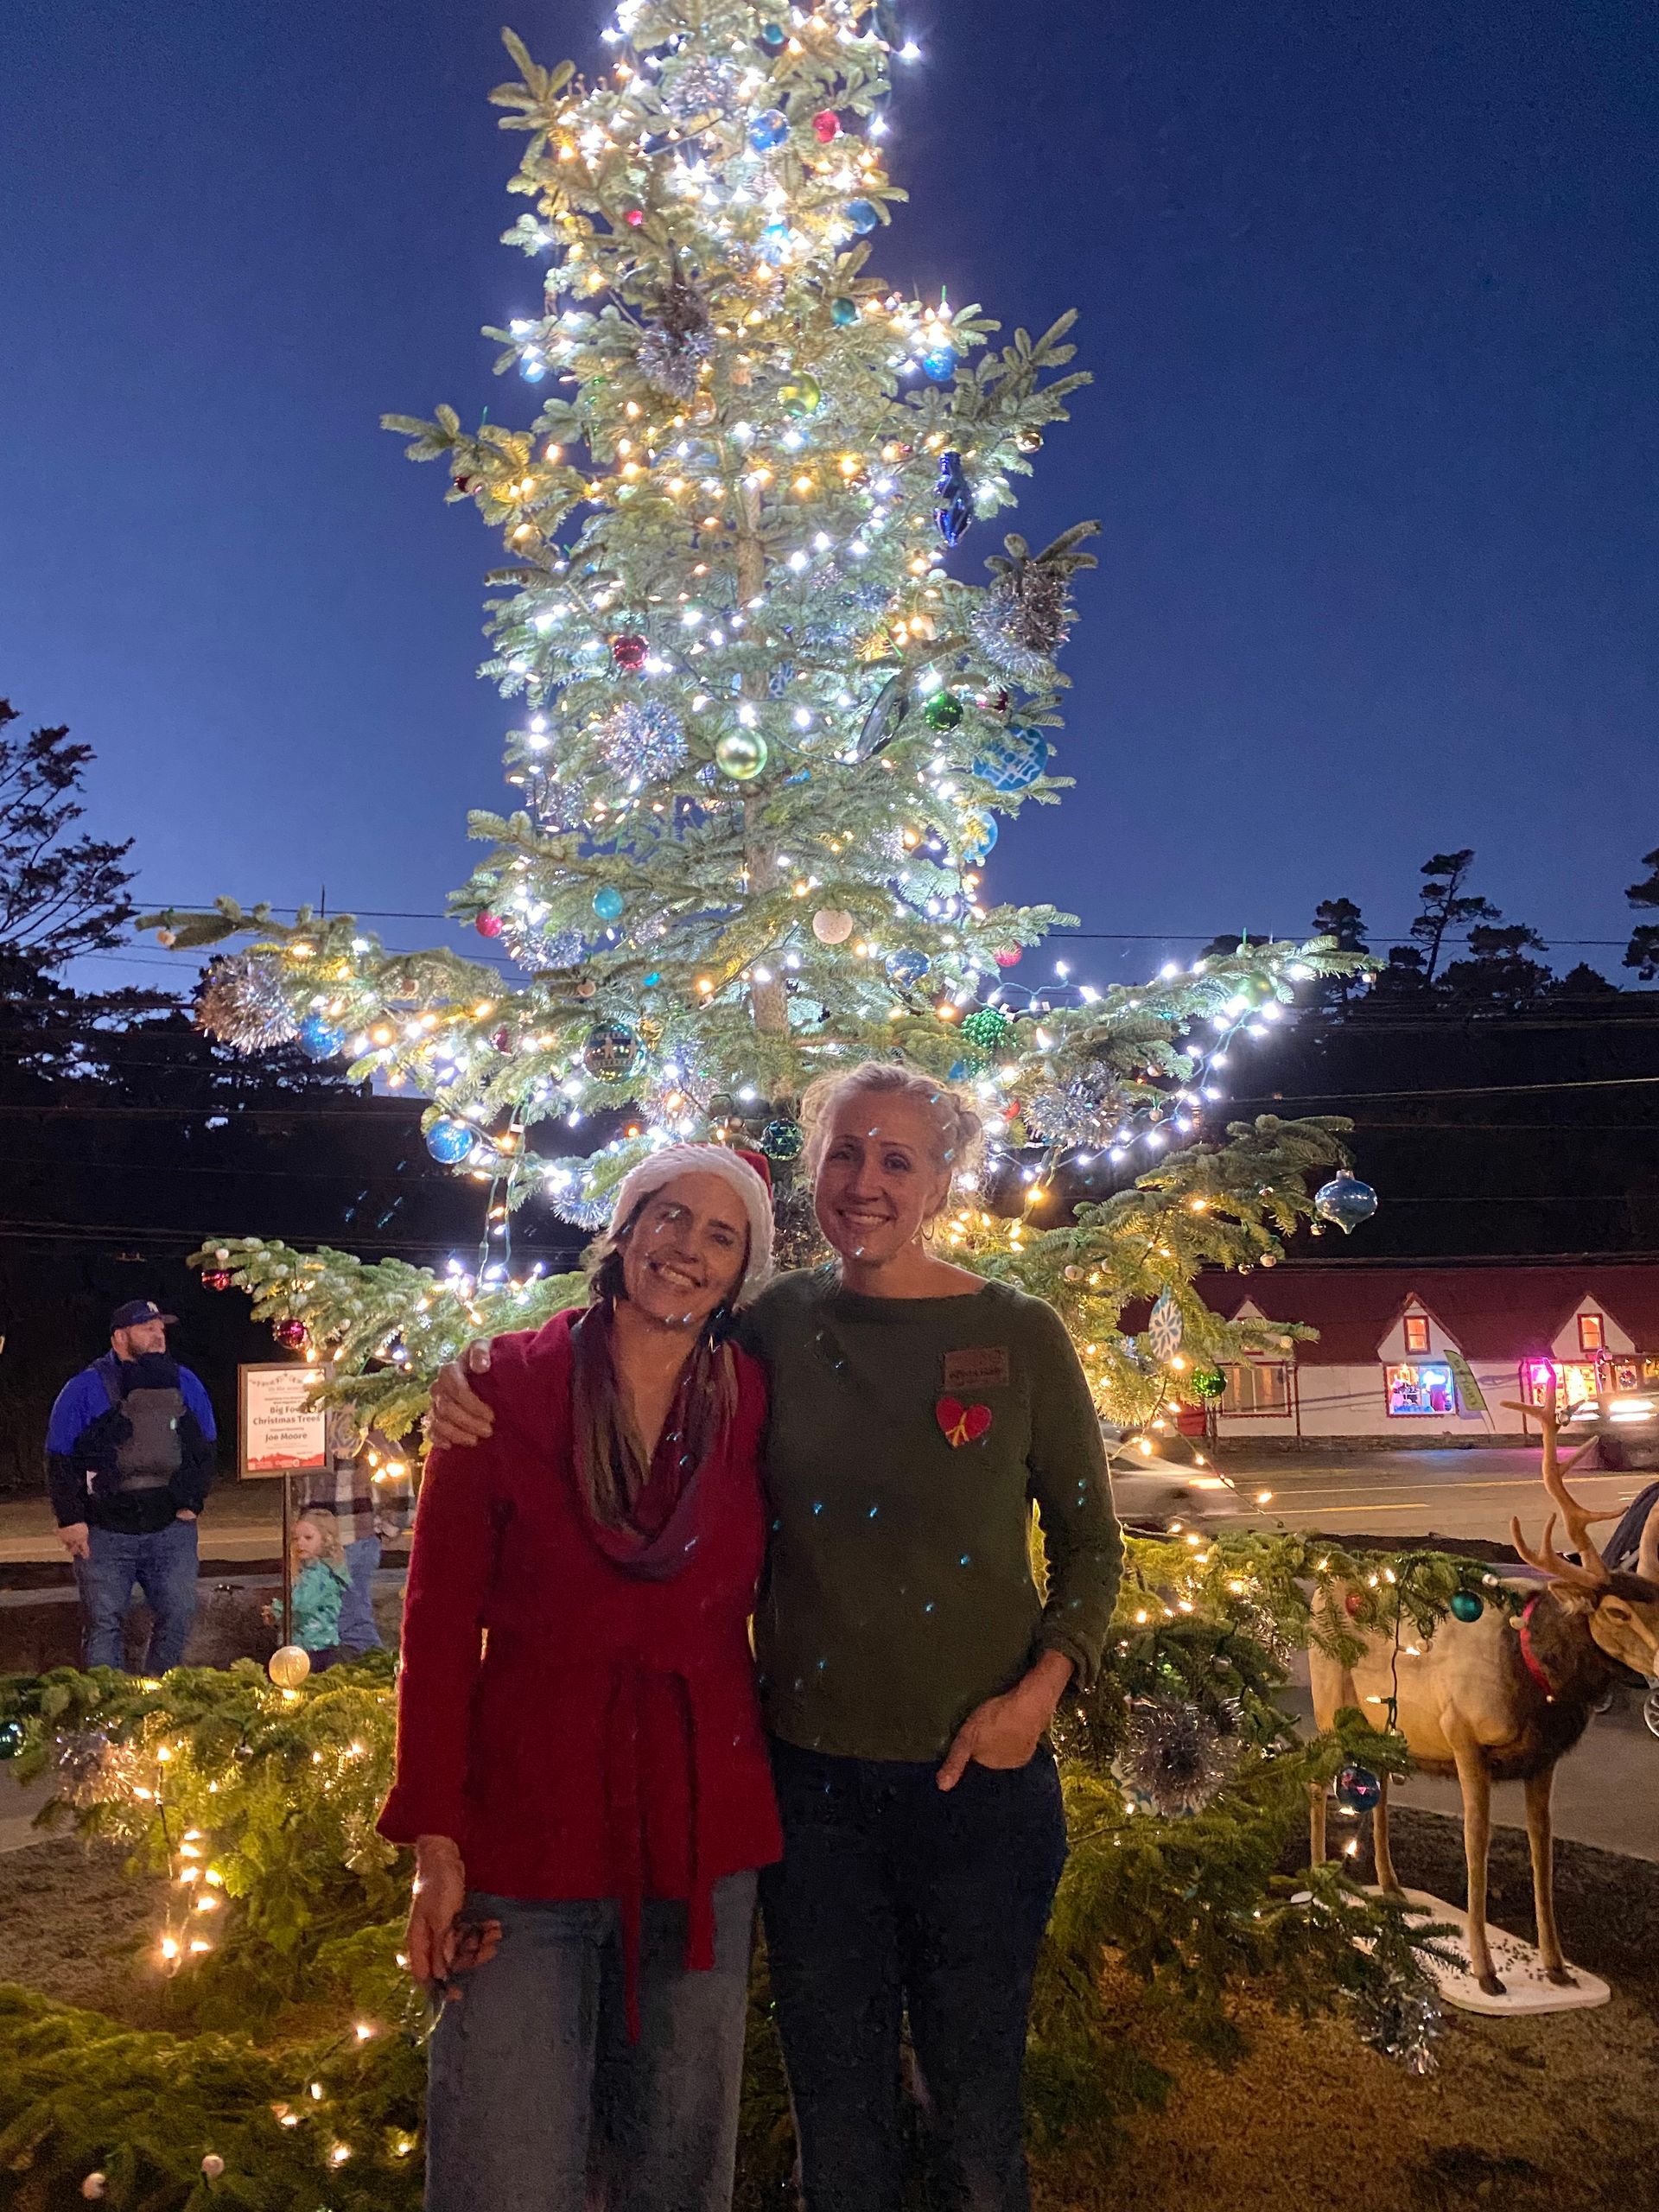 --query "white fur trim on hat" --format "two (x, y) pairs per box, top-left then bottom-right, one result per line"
(608, 1145), (775, 1306)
